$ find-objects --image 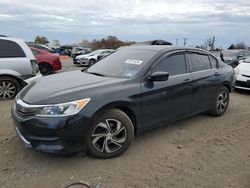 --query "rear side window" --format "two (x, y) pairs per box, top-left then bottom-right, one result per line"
(209, 55), (218, 69)
(153, 53), (186, 76)
(0, 39), (26, 58)
(189, 53), (211, 72)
